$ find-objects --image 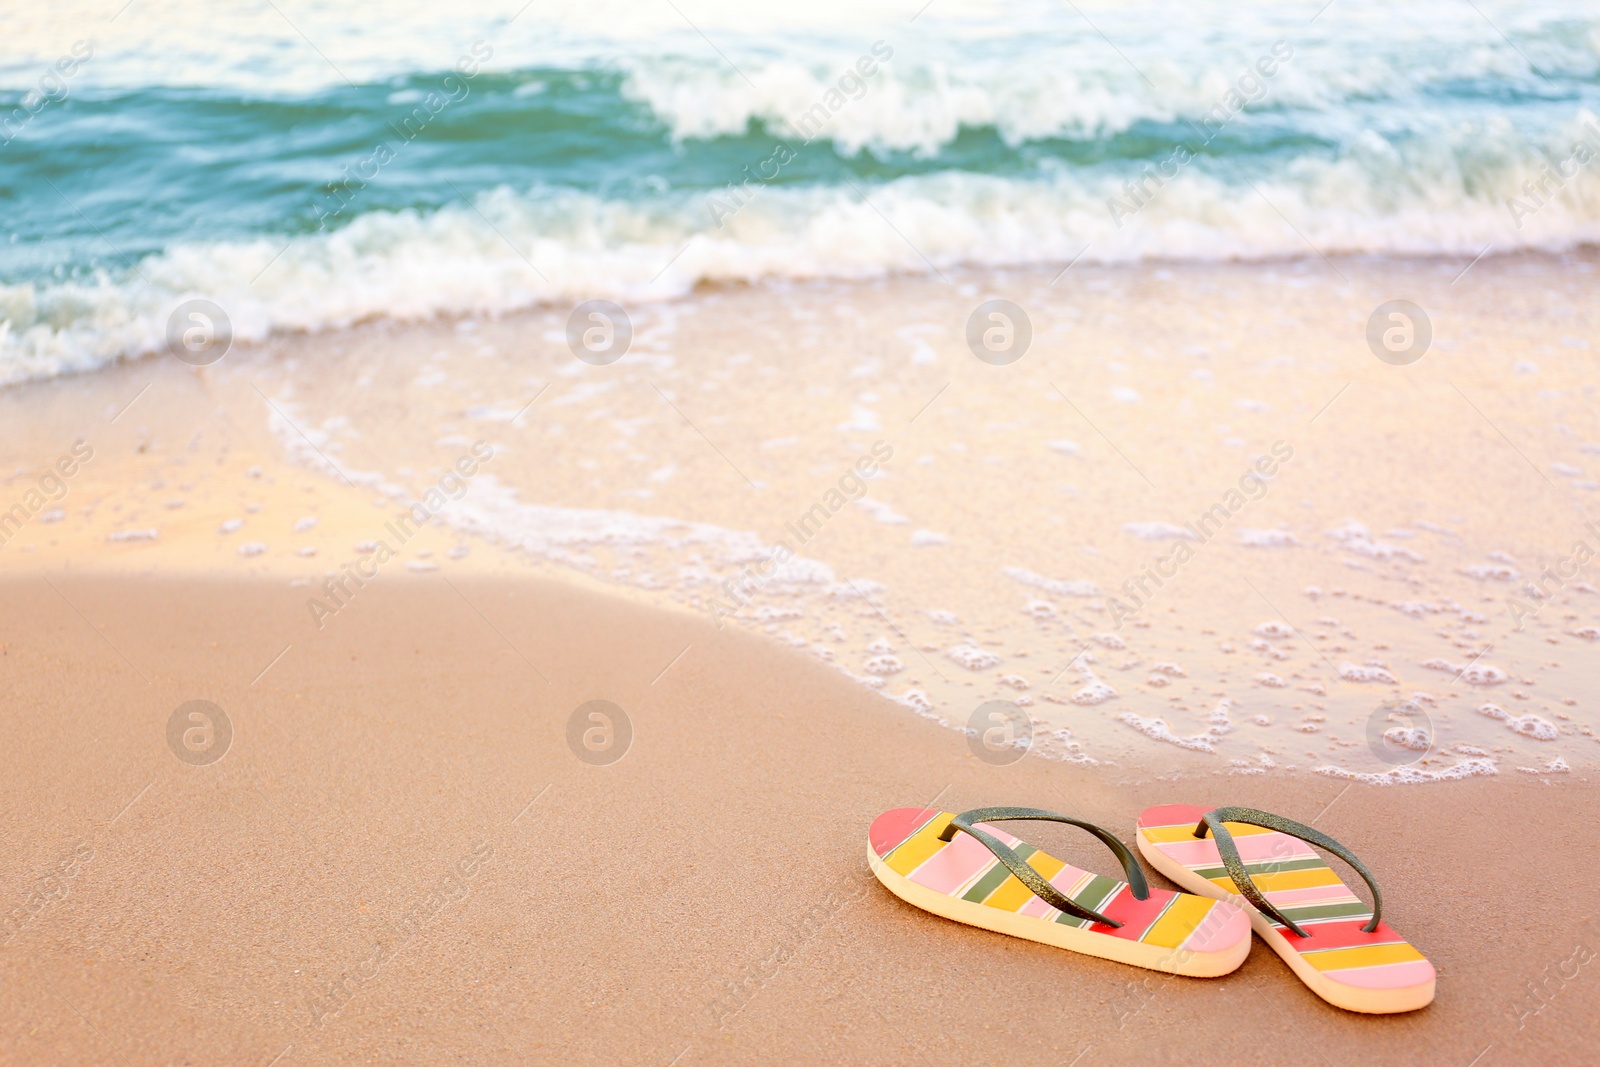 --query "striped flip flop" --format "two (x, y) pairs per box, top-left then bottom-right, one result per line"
(1135, 804), (1435, 1013)
(868, 806), (1250, 976)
